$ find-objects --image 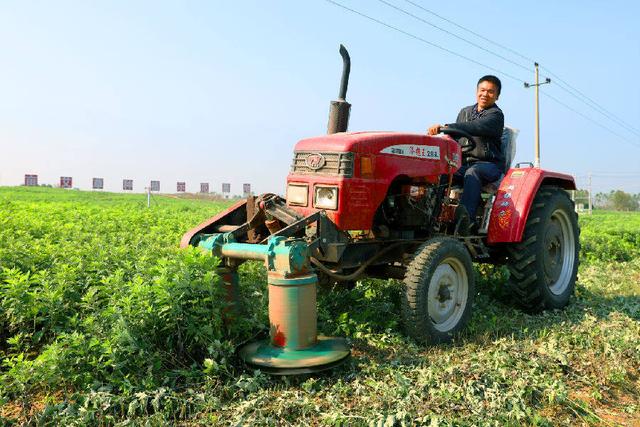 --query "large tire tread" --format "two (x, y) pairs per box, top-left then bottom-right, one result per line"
(506, 186), (580, 312)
